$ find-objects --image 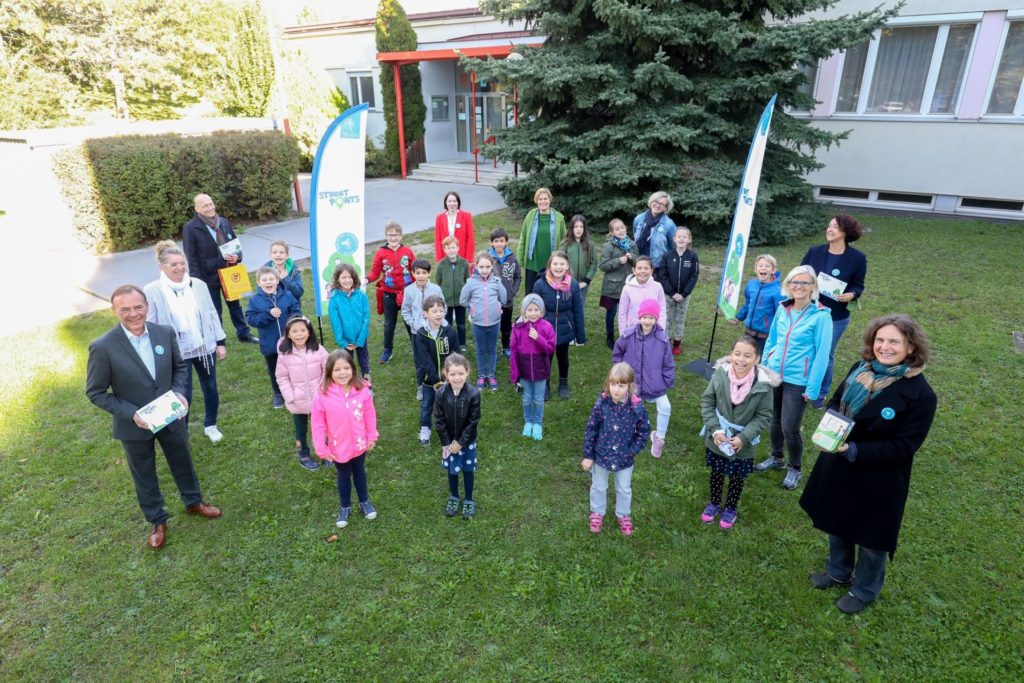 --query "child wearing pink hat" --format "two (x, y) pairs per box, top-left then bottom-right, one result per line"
(612, 298), (675, 457)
